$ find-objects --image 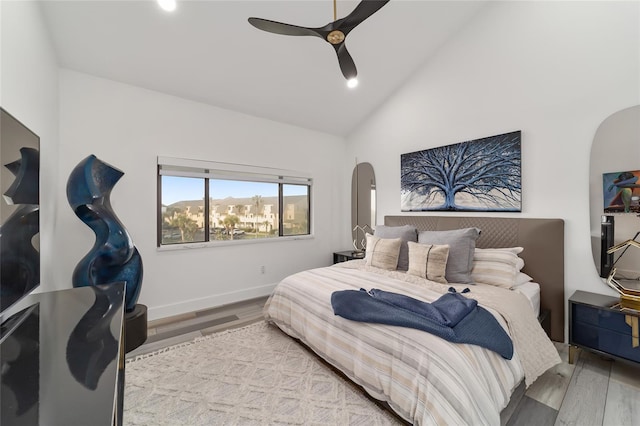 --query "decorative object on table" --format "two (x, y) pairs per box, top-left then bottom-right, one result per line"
(66, 284), (123, 390)
(352, 224), (372, 252)
(0, 108), (40, 315)
(602, 165), (640, 309)
(66, 155), (142, 312)
(351, 161), (375, 253)
(606, 229), (640, 311)
(248, 0), (390, 85)
(603, 170), (640, 213)
(400, 131), (521, 212)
